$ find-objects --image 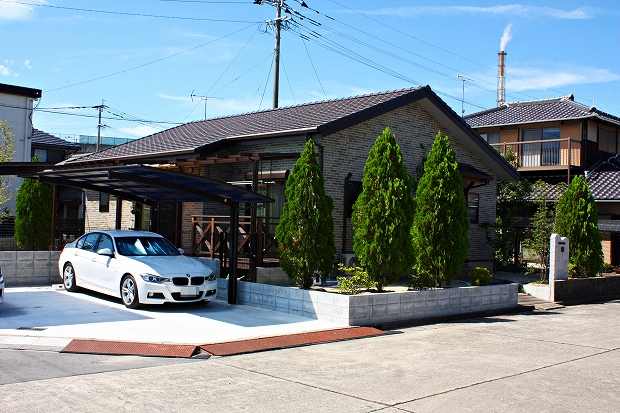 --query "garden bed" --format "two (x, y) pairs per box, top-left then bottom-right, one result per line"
(216, 278), (519, 326)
